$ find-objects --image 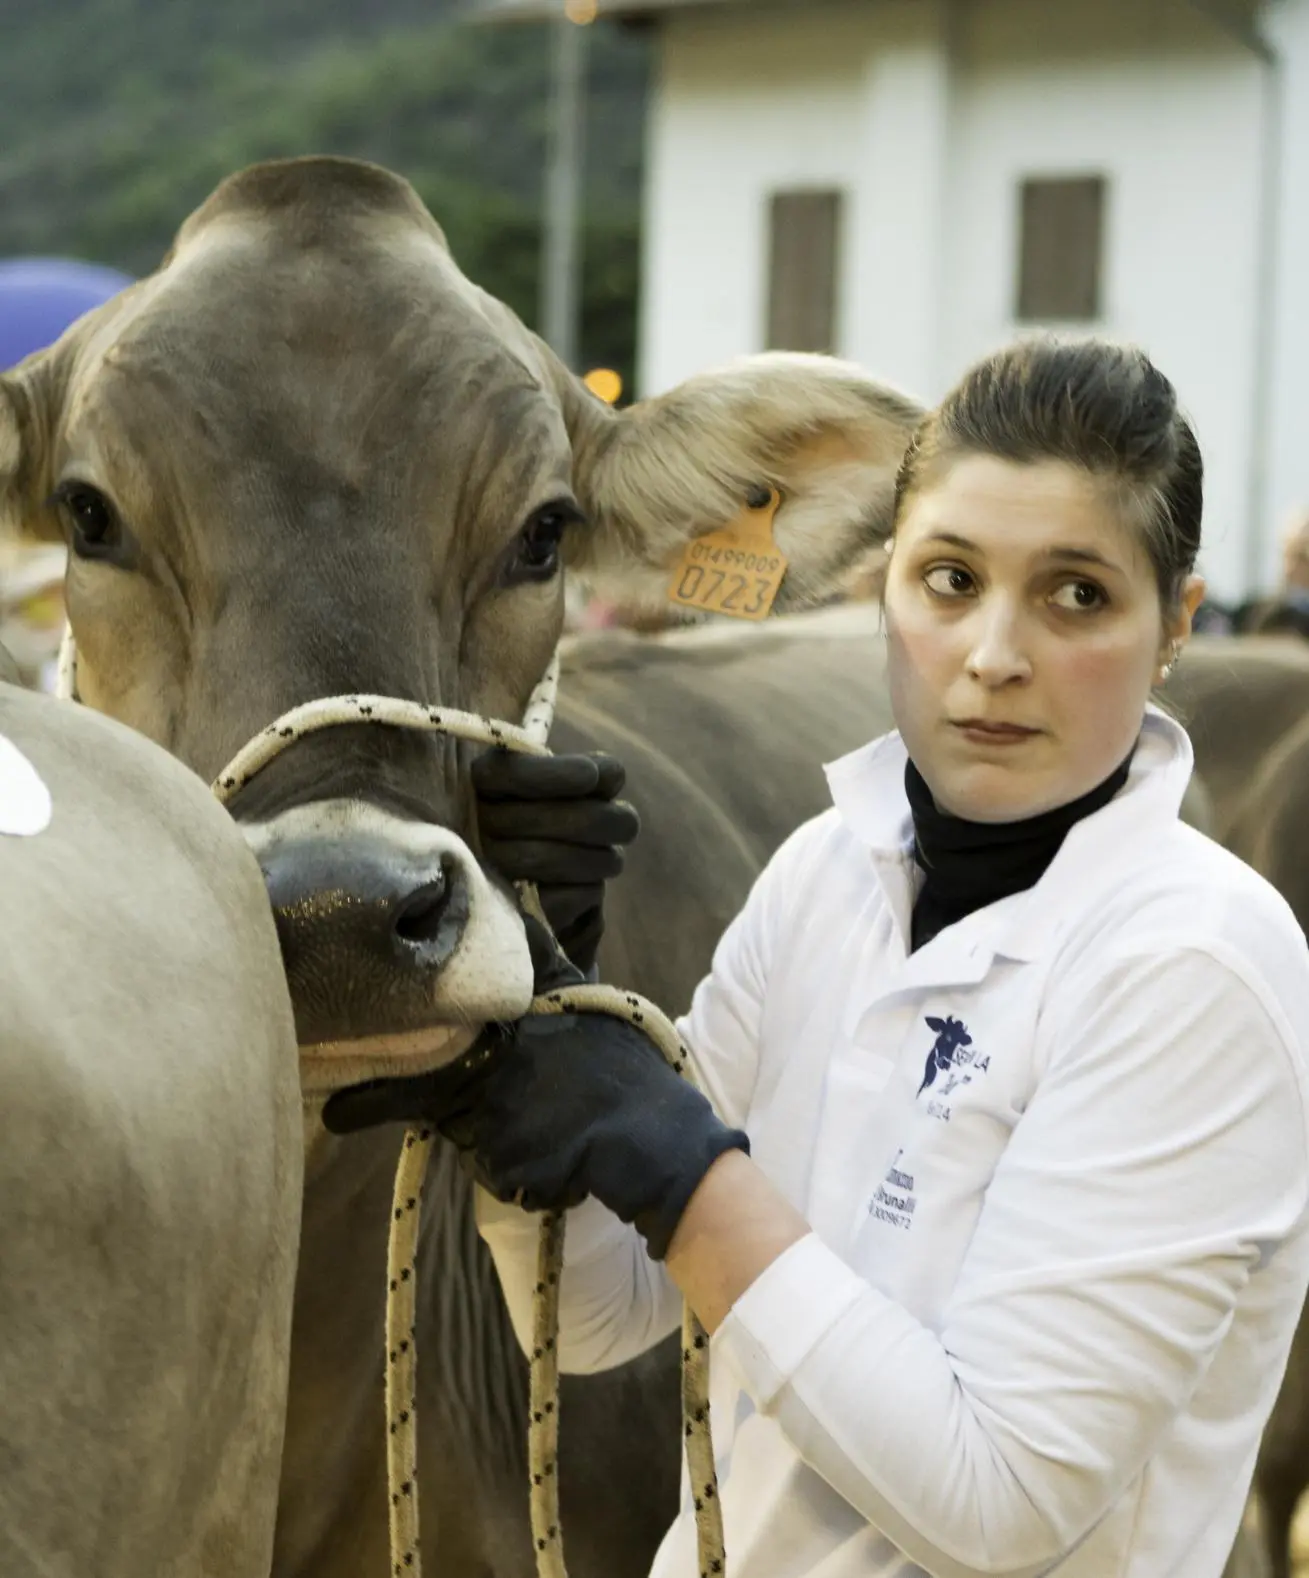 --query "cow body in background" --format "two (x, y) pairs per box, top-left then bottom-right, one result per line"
(0, 679), (301, 1576)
